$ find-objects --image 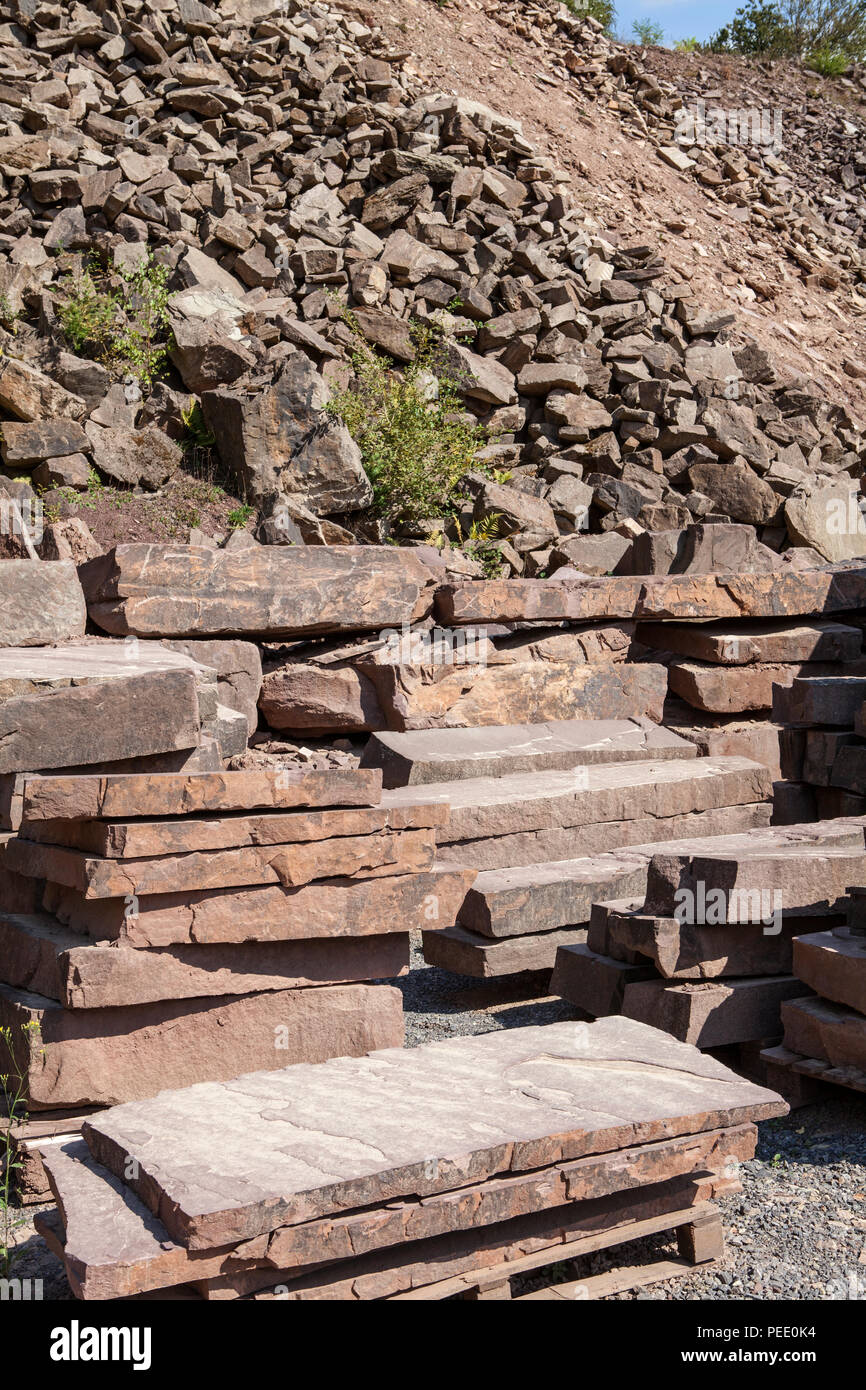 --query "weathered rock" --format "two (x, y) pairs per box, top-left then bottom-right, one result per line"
(80, 1017), (785, 1248)
(623, 976), (809, 1046)
(668, 659), (818, 714)
(0, 357), (85, 422)
(786, 482), (866, 564)
(781, 995), (866, 1072)
(422, 922), (586, 976)
(161, 638), (262, 735)
(638, 619), (861, 665)
(259, 662), (385, 735)
(79, 544), (436, 639)
(0, 419), (89, 466)
(0, 561), (86, 647)
(552, 940), (658, 1016)
(605, 909), (808, 979)
(774, 676), (866, 727)
(791, 929), (866, 1015)
(0, 980), (404, 1109)
(84, 423), (181, 490)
